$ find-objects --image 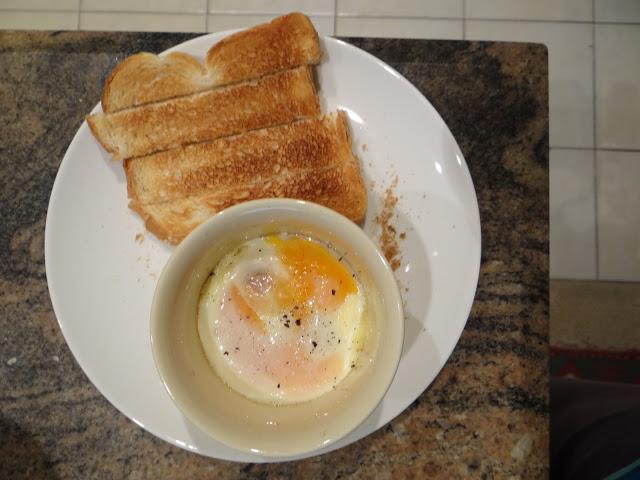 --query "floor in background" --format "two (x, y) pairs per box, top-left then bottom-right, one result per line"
(551, 280), (640, 350)
(551, 279), (640, 383)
